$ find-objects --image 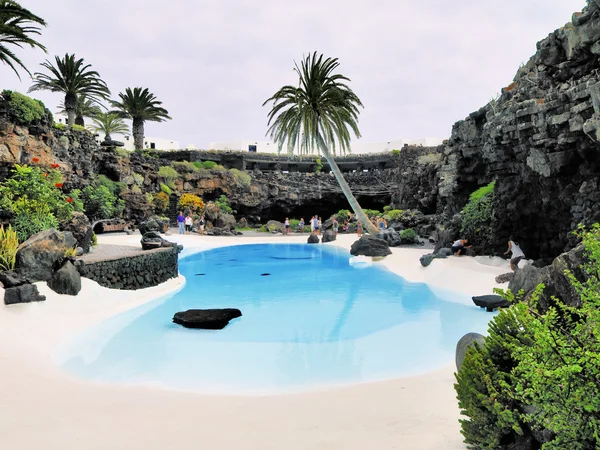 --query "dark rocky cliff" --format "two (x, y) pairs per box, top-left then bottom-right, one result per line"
(437, 1), (600, 259)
